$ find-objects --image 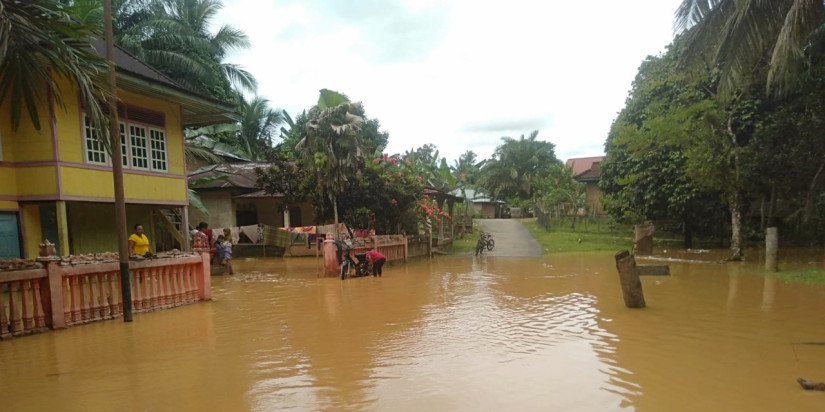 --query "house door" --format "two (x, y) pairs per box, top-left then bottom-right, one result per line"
(288, 206), (302, 227)
(0, 213), (21, 259)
